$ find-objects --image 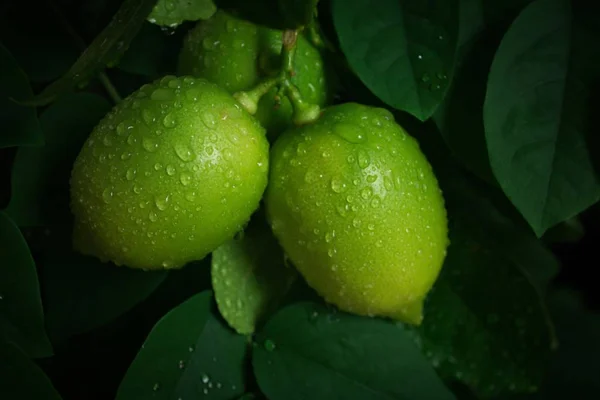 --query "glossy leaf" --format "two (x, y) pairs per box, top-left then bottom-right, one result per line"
(0, 43), (43, 148)
(212, 217), (297, 335)
(5, 92), (112, 227)
(253, 302), (456, 400)
(0, 211), (52, 358)
(26, 0), (157, 106)
(38, 225), (167, 344)
(332, 0), (459, 121)
(148, 0), (216, 27)
(483, 0), (600, 237)
(0, 342), (62, 400)
(116, 291), (247, 400)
